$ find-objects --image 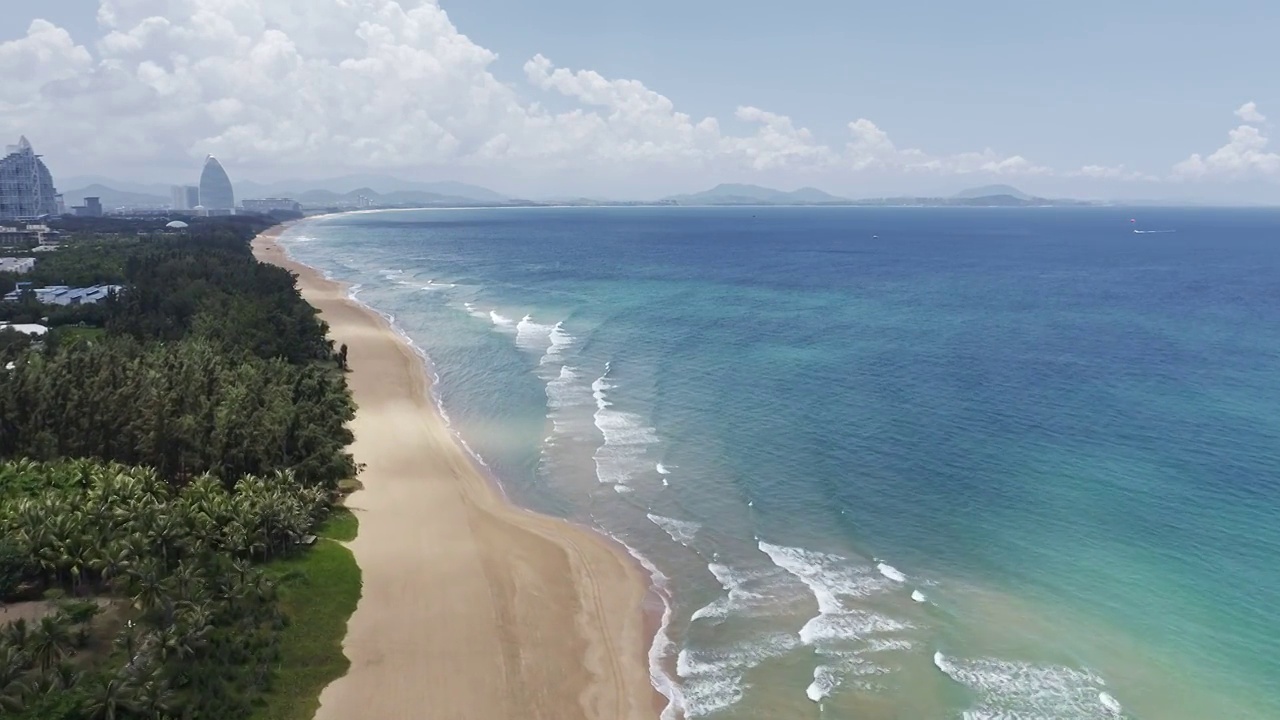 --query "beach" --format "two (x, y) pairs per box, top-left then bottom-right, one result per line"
(252, 224), (658, 720)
